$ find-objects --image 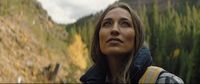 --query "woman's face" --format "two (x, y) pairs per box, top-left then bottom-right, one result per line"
(99, 7), (136, 56)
